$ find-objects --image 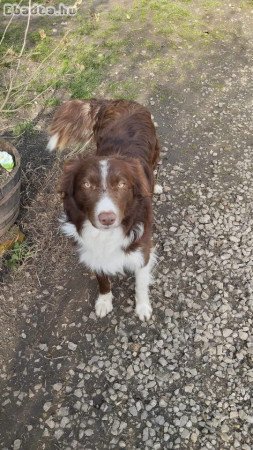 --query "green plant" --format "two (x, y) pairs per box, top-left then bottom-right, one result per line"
(13, 120), (34, 137)
(0, 0), (233, 117)
(45, 97), (61, 107)
(5, 241), (33, 269)
(107, 80), (142, 100)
